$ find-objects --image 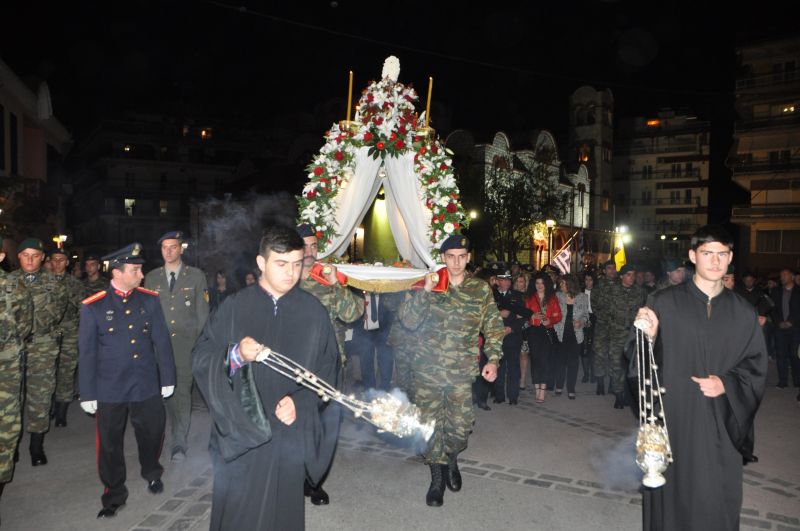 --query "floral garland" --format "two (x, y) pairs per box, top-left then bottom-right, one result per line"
(297, 60), (467, 261)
